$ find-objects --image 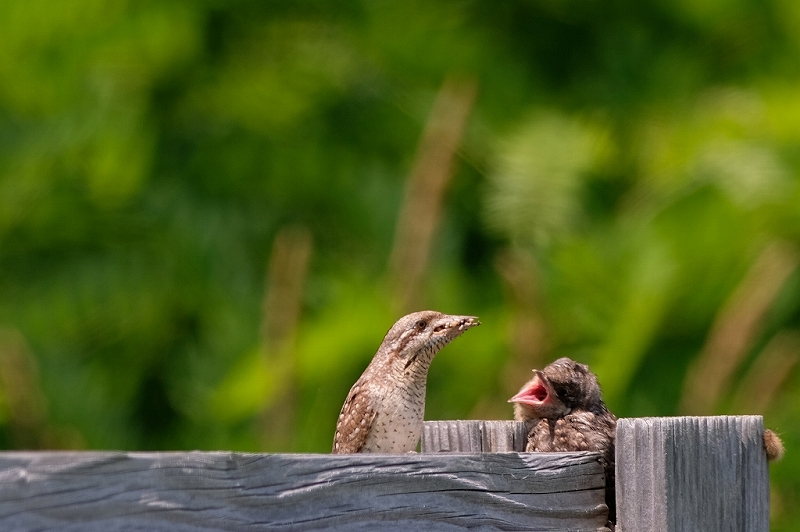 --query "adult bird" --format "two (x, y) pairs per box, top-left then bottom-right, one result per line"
(333, 310), (479, 454)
